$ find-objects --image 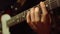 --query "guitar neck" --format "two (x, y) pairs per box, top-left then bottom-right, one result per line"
(7, 0), (60, 27)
